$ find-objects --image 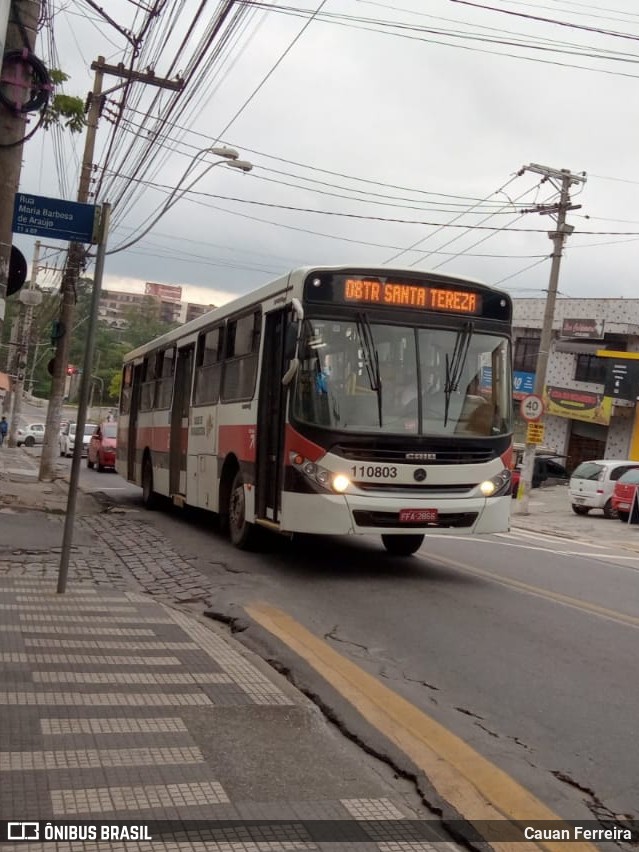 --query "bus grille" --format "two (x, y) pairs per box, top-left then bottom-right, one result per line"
(353, 511), (478, 529)
(333, 444), (494, 465)
(353, 482), (475, 494)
